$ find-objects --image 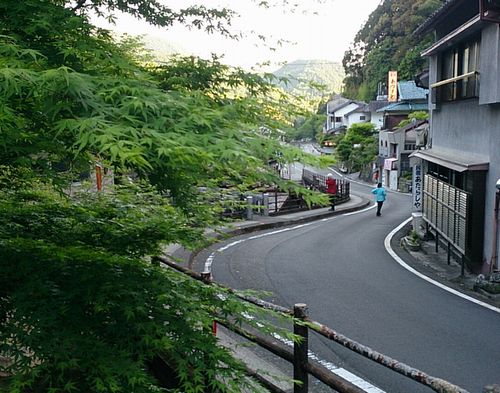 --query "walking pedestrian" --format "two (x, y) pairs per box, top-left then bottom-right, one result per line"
(326, 173), (337, 211)
(371, 182), (387, 216)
